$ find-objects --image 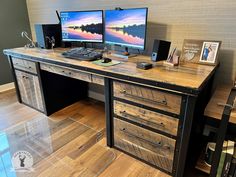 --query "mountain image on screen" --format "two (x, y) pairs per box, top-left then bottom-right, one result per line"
(105, 8), (147, 49)
(61, 11), (103, 42)
(67, 23), (103, 35)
